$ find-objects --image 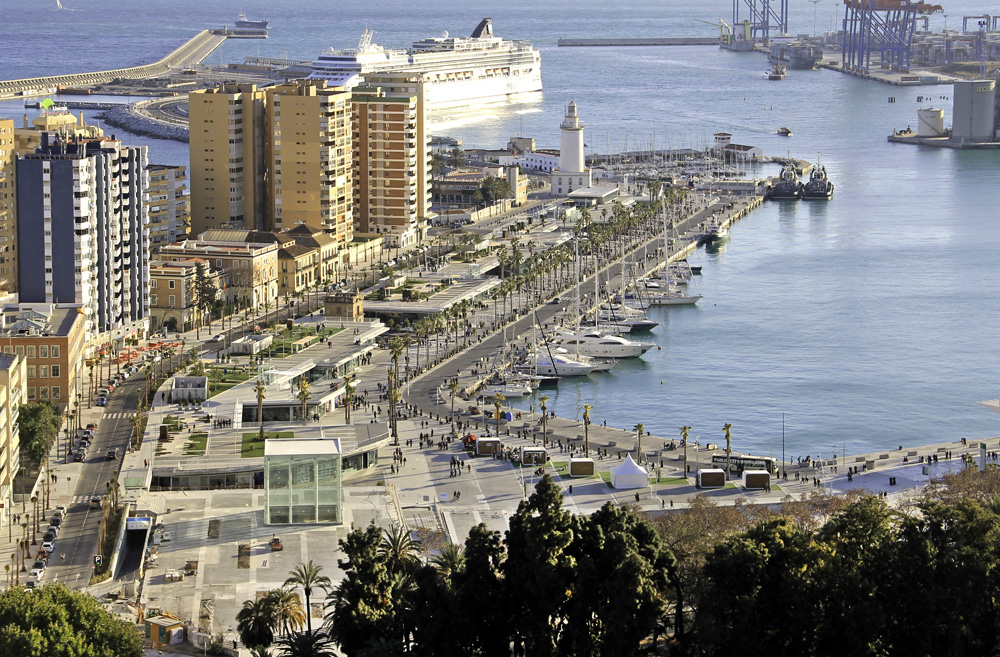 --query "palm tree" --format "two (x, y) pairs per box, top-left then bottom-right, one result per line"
(284, 561), (331, 634)
(582, 403), (593, 456)
(431, 542), (465, 588)
(273, 628), (336, 657)
(379, 523), (422, 574)
(723, 423), (733, 481)
(448, 380), (459, 429)
(492, 392), (506, 432)
(253, 378), (267, 441)
(237, 596), (276, 651)
(388, 337), (405, 382)
(634, 423), (645, 464)
(680, 425), (692, 479)
(539, 395), (549, 446)
(343, 378), (356, 424)
(268, 587), (306, 636)
(296, 379), (311, 424)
